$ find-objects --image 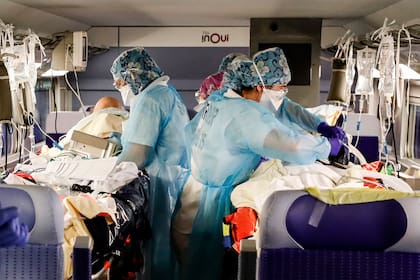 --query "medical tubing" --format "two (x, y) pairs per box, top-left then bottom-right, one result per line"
(26, 112), (64, 150)
(64, 72), (86, 117)
(336, 175), (388, 189)
(396, 26), (412, 116)
(64, 52), (87, 116)
(9, 120), (34, 159)
(353, 96), (364, 148)
(340, 138), (367, 165)
(28, 125), (35, 153)
(9, 120), (22, 157)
